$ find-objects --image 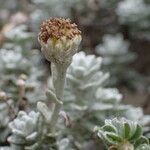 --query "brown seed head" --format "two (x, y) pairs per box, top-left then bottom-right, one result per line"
(39, 18), (81, 43)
